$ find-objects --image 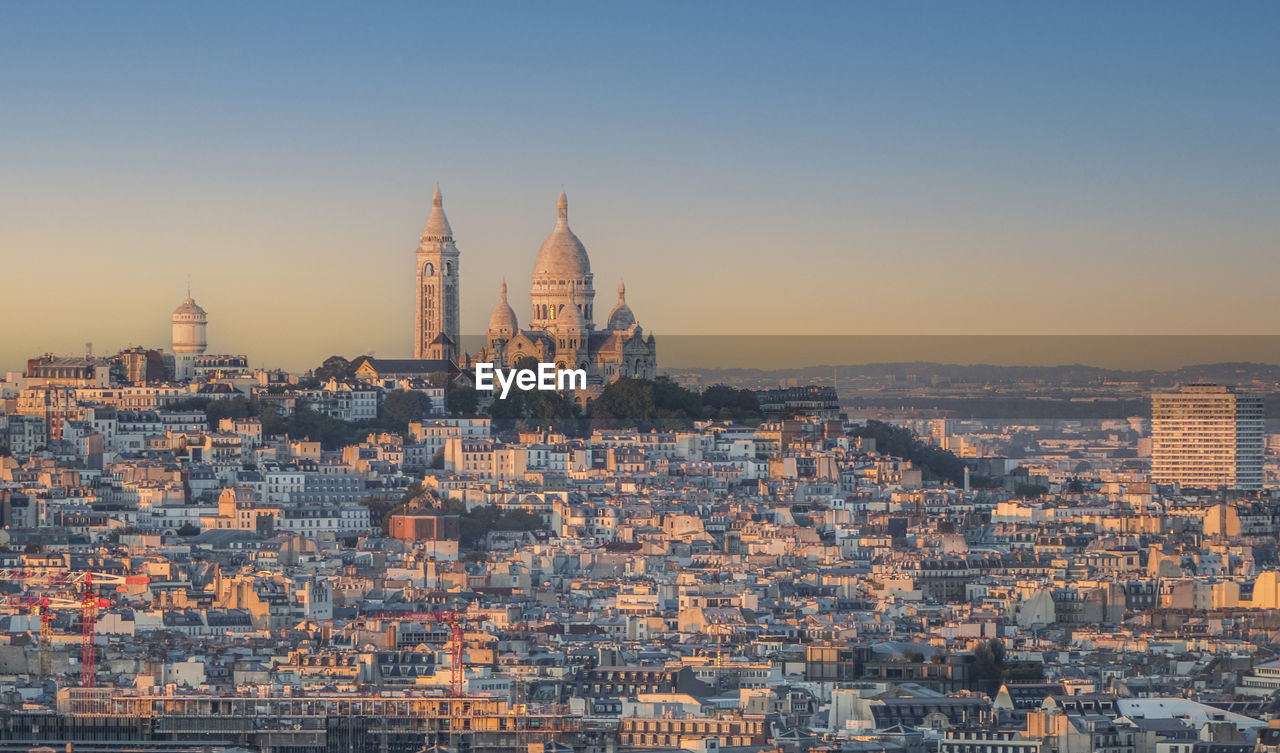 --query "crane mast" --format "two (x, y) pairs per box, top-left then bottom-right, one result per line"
(0, 570), (144, 688)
